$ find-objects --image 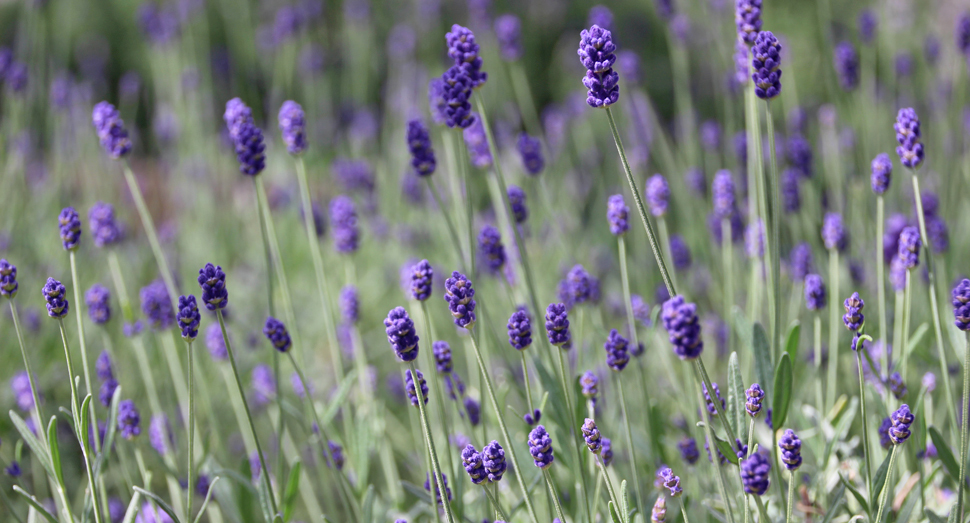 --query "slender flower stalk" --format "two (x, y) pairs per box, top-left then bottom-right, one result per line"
(68, 247), (103, 461)
(951, 280), (970, 520)
(408, 361), (455, 523)
(763, 107), (781, 357)
(616, 368), (647, 518)
(121, 161), (179, 310)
